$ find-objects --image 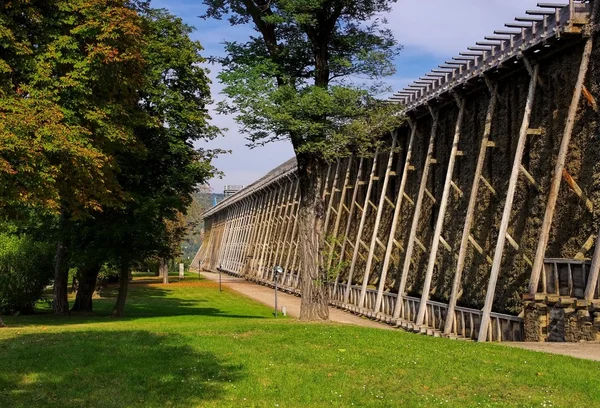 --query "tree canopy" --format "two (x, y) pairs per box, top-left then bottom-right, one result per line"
(203, 0), (404, 320)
